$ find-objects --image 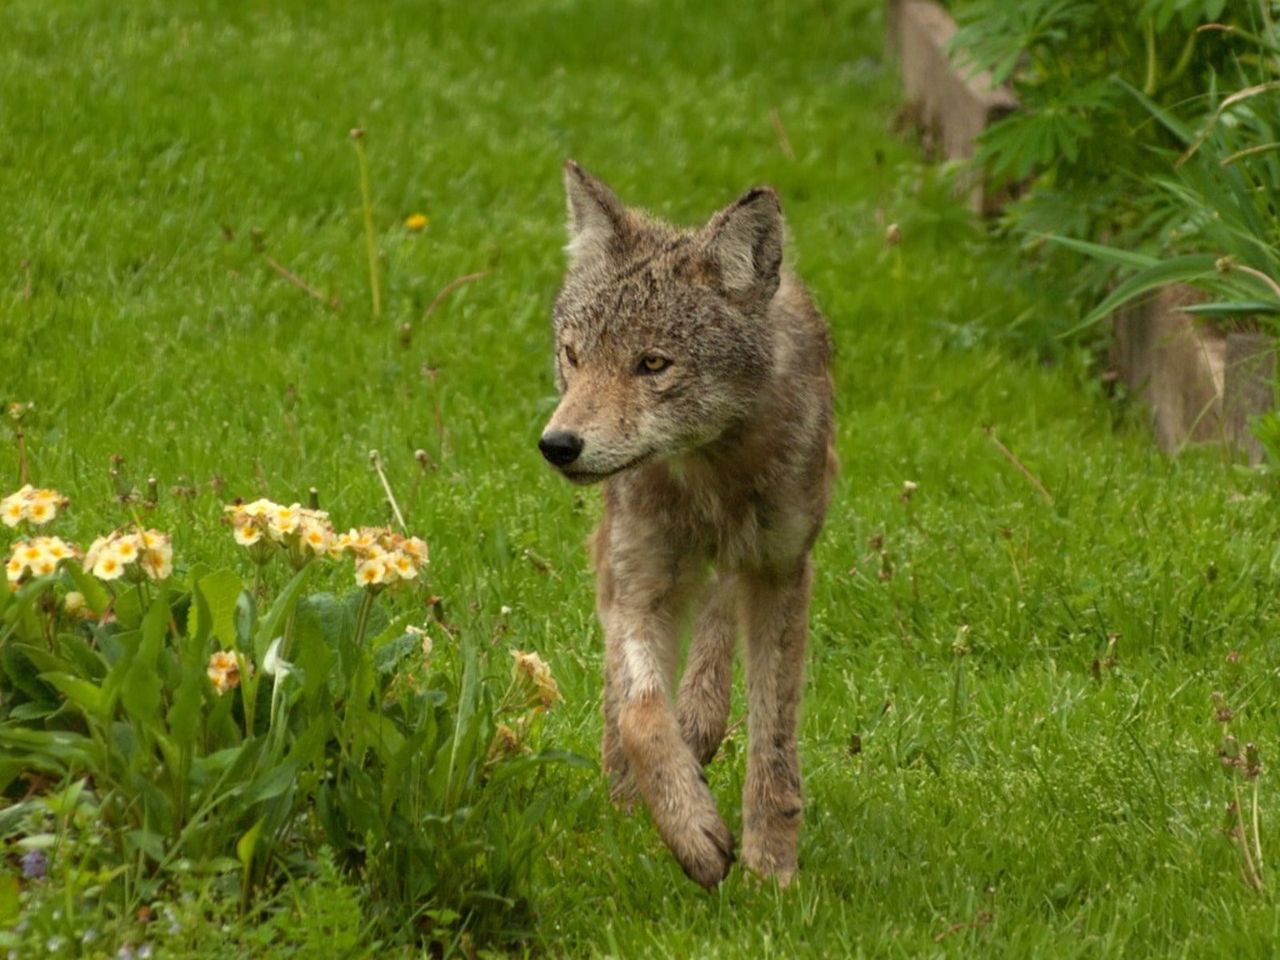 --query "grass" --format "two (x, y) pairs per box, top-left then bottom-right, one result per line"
(3, 0), (1279, 955)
